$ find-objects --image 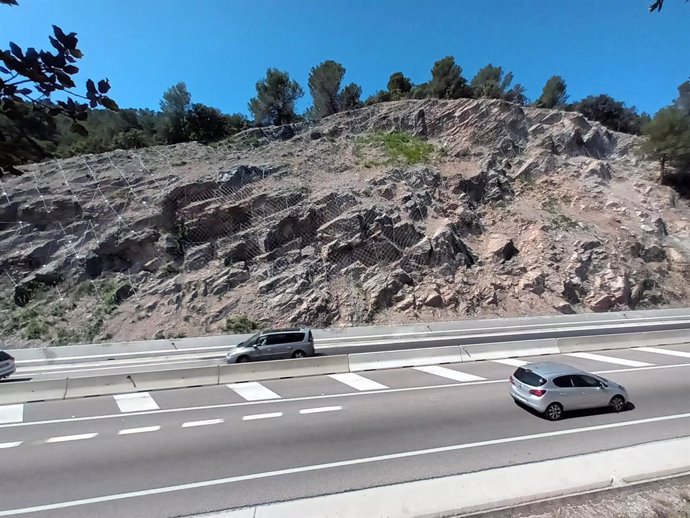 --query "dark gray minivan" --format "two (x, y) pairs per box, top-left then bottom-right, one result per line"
(225, 328), (315, 363)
